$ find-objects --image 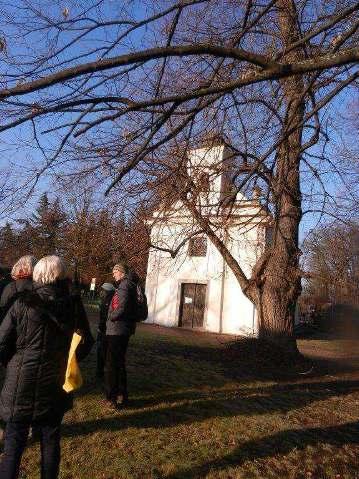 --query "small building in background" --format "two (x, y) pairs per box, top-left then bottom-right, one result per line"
(145, 139), (272, 336)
